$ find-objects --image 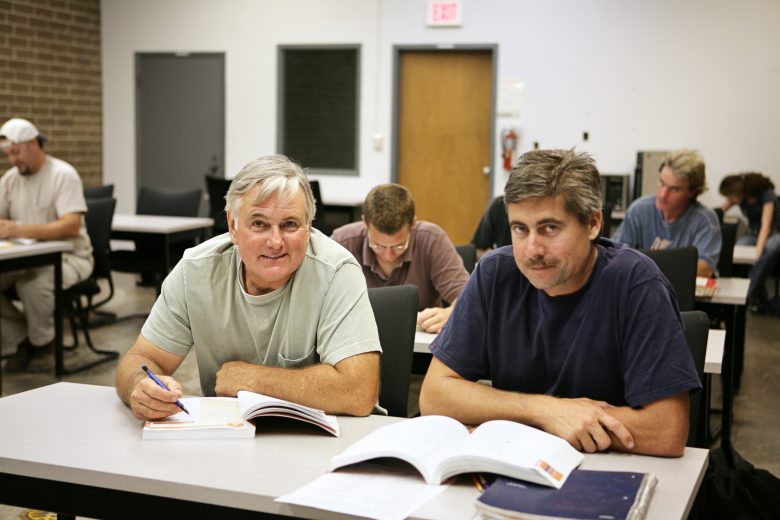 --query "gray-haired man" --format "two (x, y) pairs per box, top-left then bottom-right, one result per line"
(116, 155), (381, 421)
